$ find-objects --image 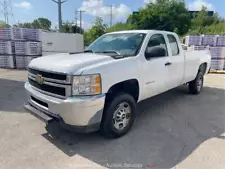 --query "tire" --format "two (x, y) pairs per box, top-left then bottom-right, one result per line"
(100, 93), (137, 138)
(189, 72), (204, 94)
